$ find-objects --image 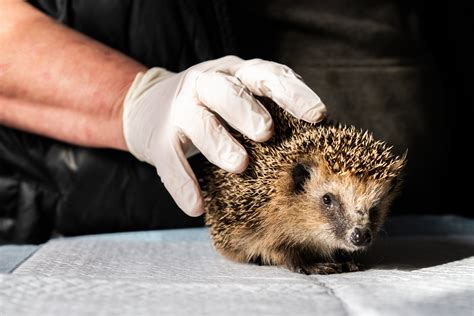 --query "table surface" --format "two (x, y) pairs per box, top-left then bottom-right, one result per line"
(1, 215), (473, 316)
